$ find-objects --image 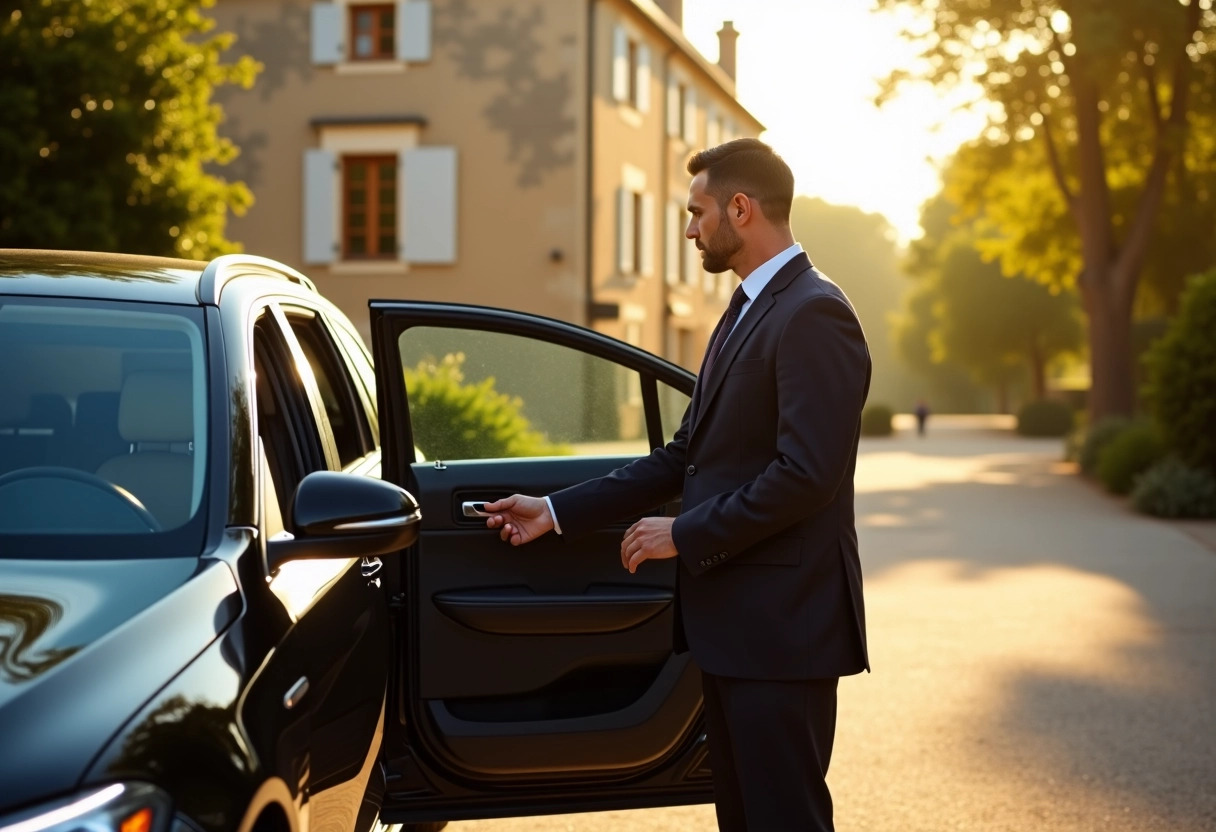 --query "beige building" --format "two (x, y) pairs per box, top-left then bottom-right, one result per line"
(209, 0), (762, 368)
